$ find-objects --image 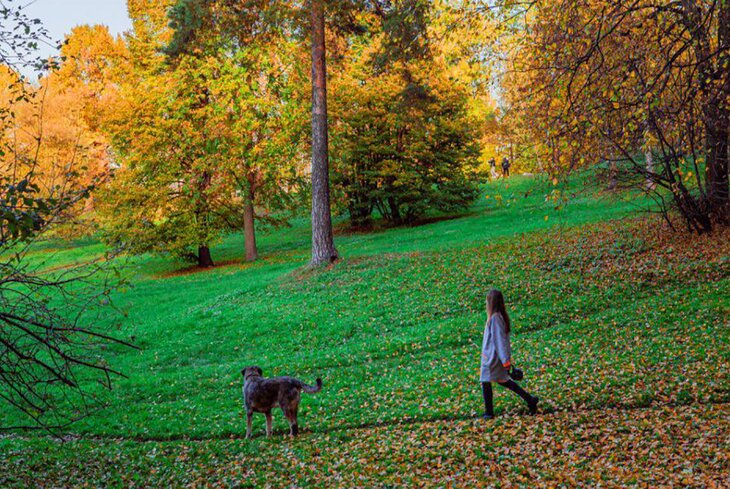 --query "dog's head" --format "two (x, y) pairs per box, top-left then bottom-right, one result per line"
(241, 366), (263, 381)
